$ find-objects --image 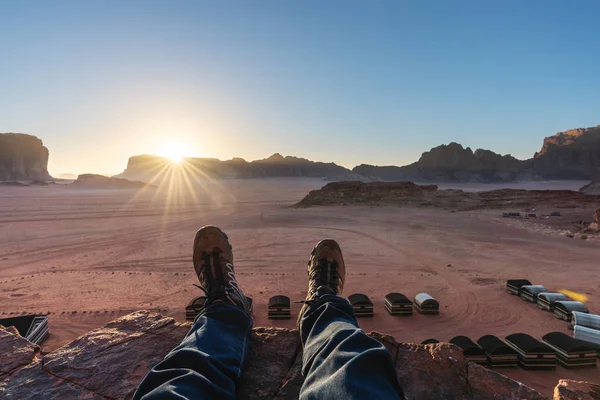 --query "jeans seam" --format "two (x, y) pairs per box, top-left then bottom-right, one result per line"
(236, 312), (252, 381)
